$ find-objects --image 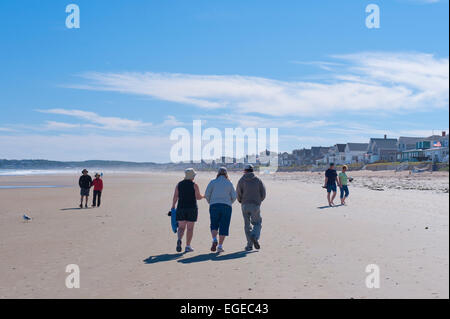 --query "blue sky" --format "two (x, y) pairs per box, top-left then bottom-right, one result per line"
(0, 0), (448, 162)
